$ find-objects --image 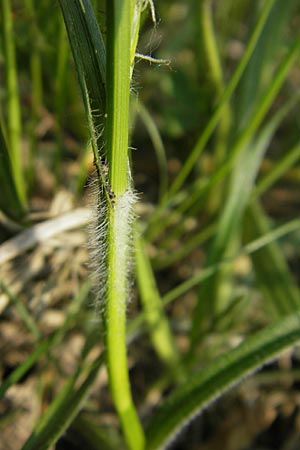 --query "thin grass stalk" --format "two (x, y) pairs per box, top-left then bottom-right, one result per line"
(1, 0), (26, 208)
(104, 1), (145, 448)
(200, 0), (231, 199)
